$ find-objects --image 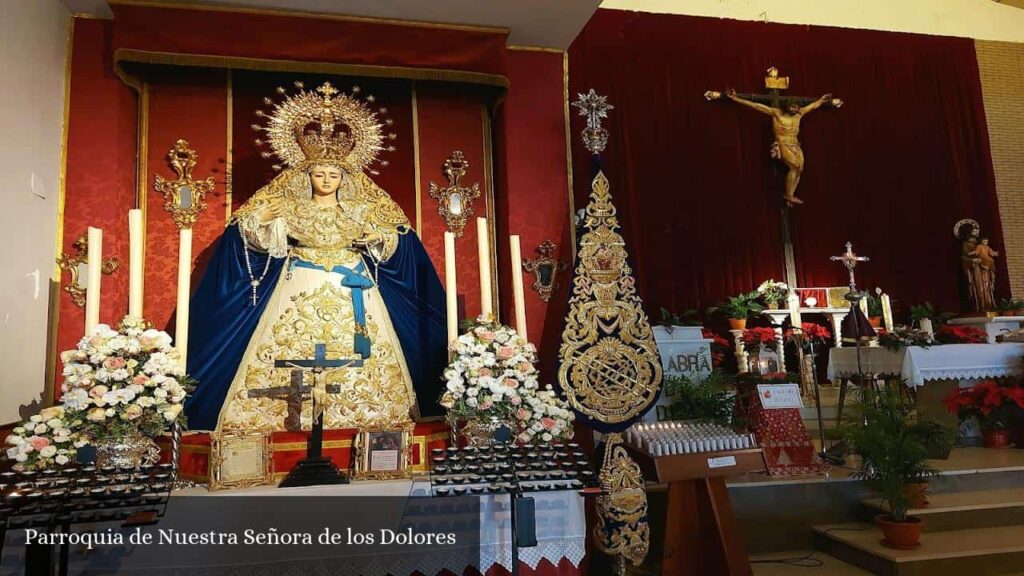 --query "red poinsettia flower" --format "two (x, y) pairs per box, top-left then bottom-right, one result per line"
(742, 327), (777, 347)
(935, 325), (988, 344)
